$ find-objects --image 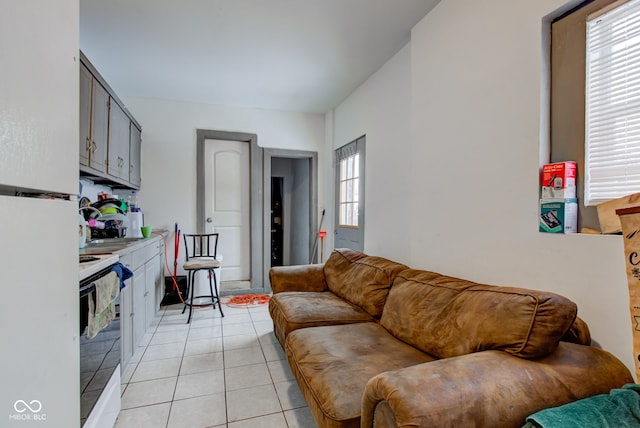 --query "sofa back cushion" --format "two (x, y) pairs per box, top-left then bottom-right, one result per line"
(380, 269), (578, 359)
(323, 248), (408, 318)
